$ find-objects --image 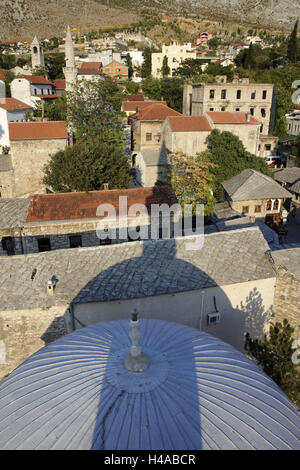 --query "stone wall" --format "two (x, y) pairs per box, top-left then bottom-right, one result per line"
(273, 266), (300, 334)
(0, 305), (69, 379)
